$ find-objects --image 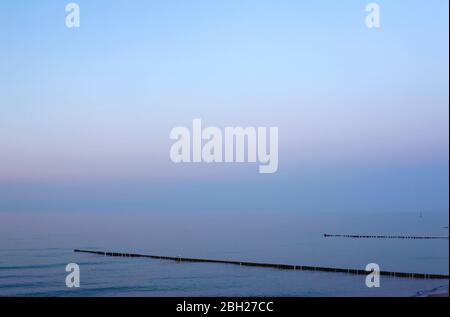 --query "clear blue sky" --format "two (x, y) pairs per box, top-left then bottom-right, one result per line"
(0, 0), (448, 213)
